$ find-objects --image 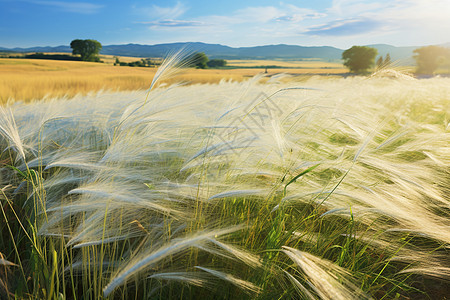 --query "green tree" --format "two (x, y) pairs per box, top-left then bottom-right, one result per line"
(70, 39), (102, 62)
(207, 59), (227, 68)
(188, 52), (209, 69)
(413, 45), (450, 75)
(342, 46), (378, 74)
